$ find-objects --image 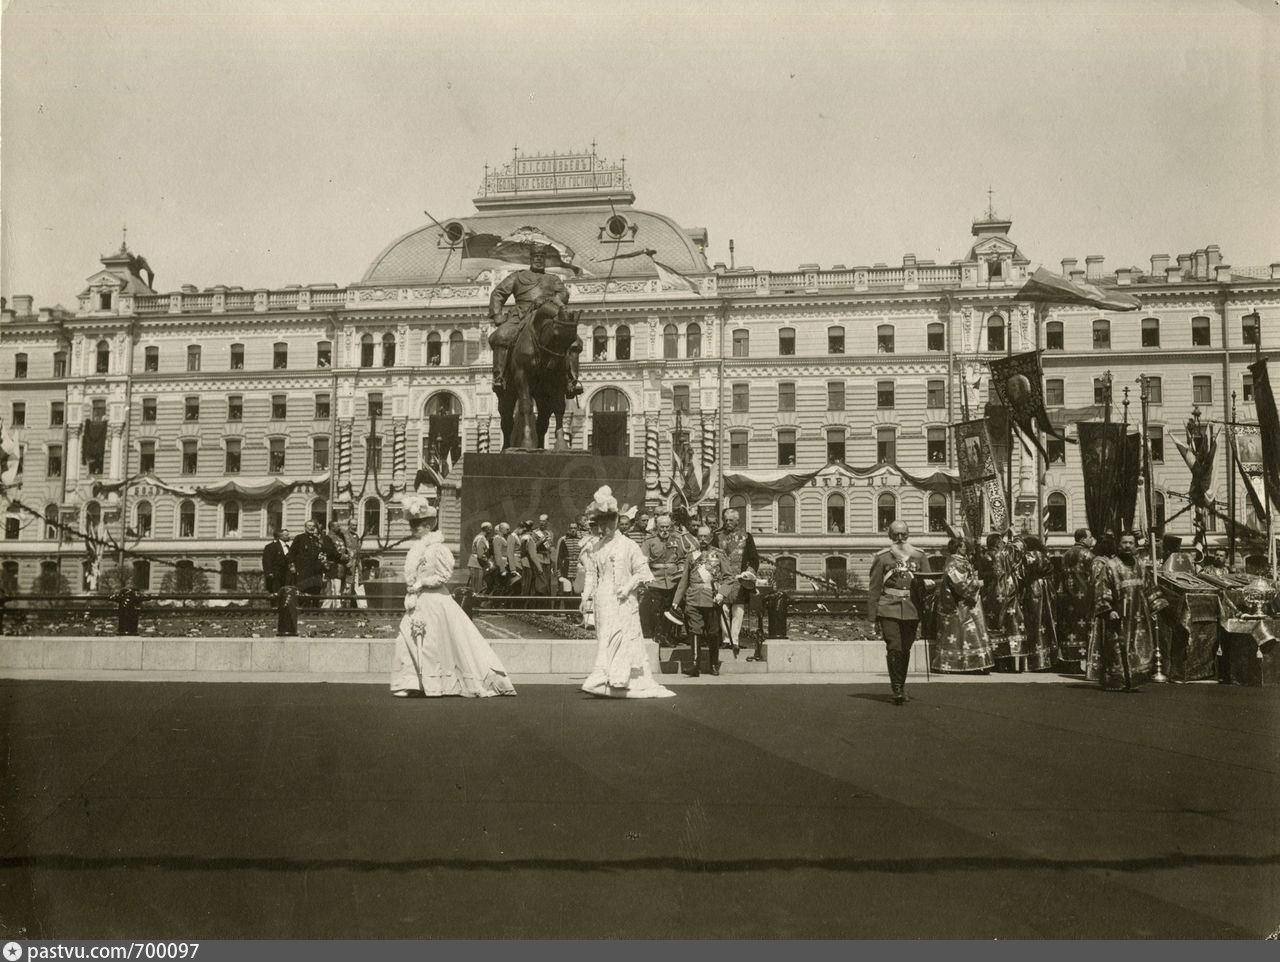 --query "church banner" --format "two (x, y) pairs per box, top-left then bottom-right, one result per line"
(952, 418), (1007, 535)
(1078, 422), (1141, 537)
(989, 351), (1066, 459)
(1230, 425), (1269, 524)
